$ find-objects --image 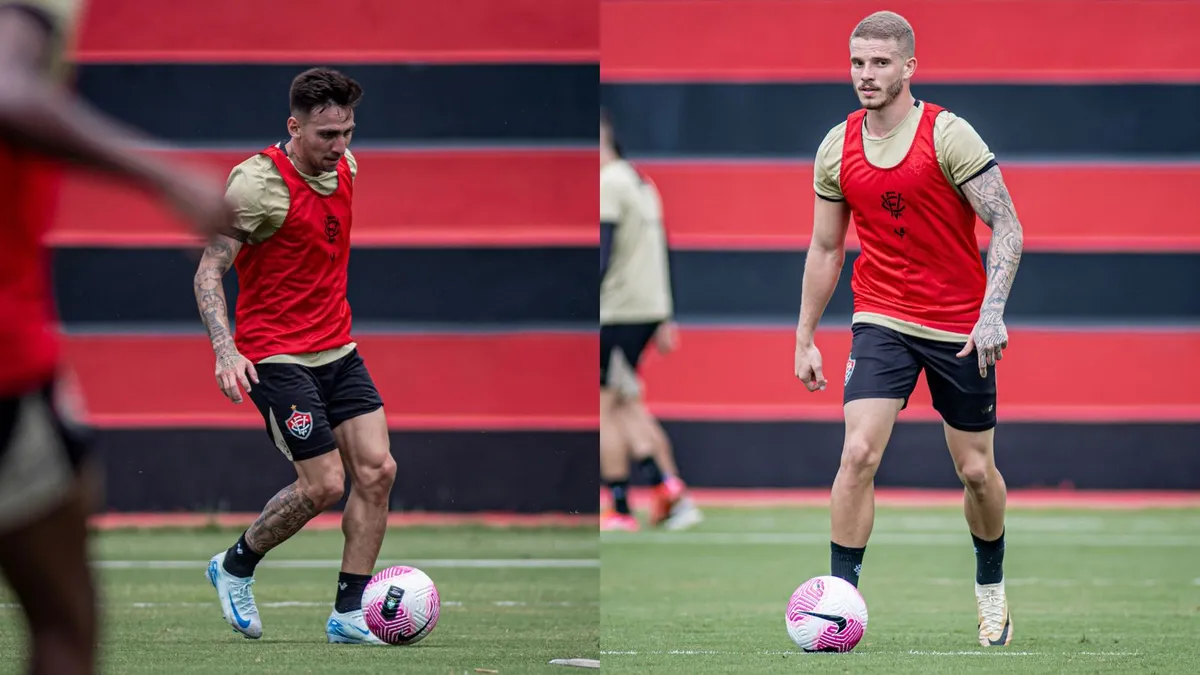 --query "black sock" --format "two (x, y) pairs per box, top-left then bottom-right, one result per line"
(831, 541), (866, 588)
(972, 529), (1005, 585)
(222, 532), (264, 578)
(609, 480), (630, 515)
(638, 457), (665, 486)
(335, 572), (372, 613)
